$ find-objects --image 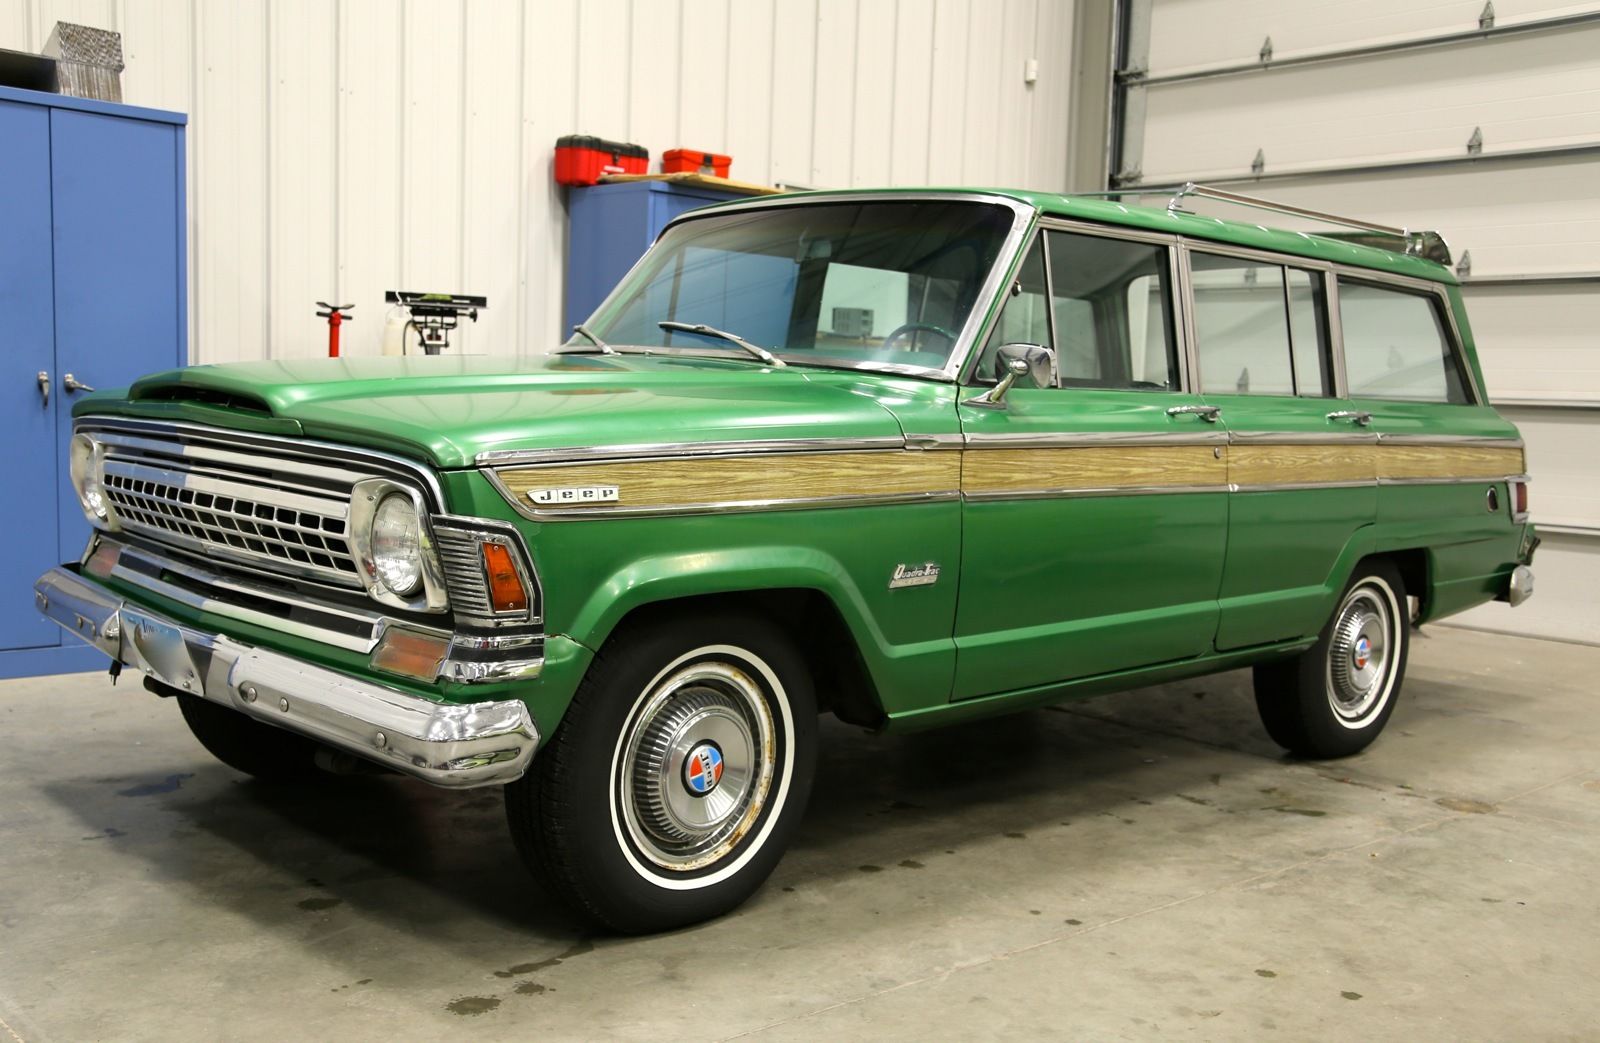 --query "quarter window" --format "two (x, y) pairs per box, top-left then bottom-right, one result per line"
(1191, 252), (1331, 397)
(1339, 281), (1471, 404)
